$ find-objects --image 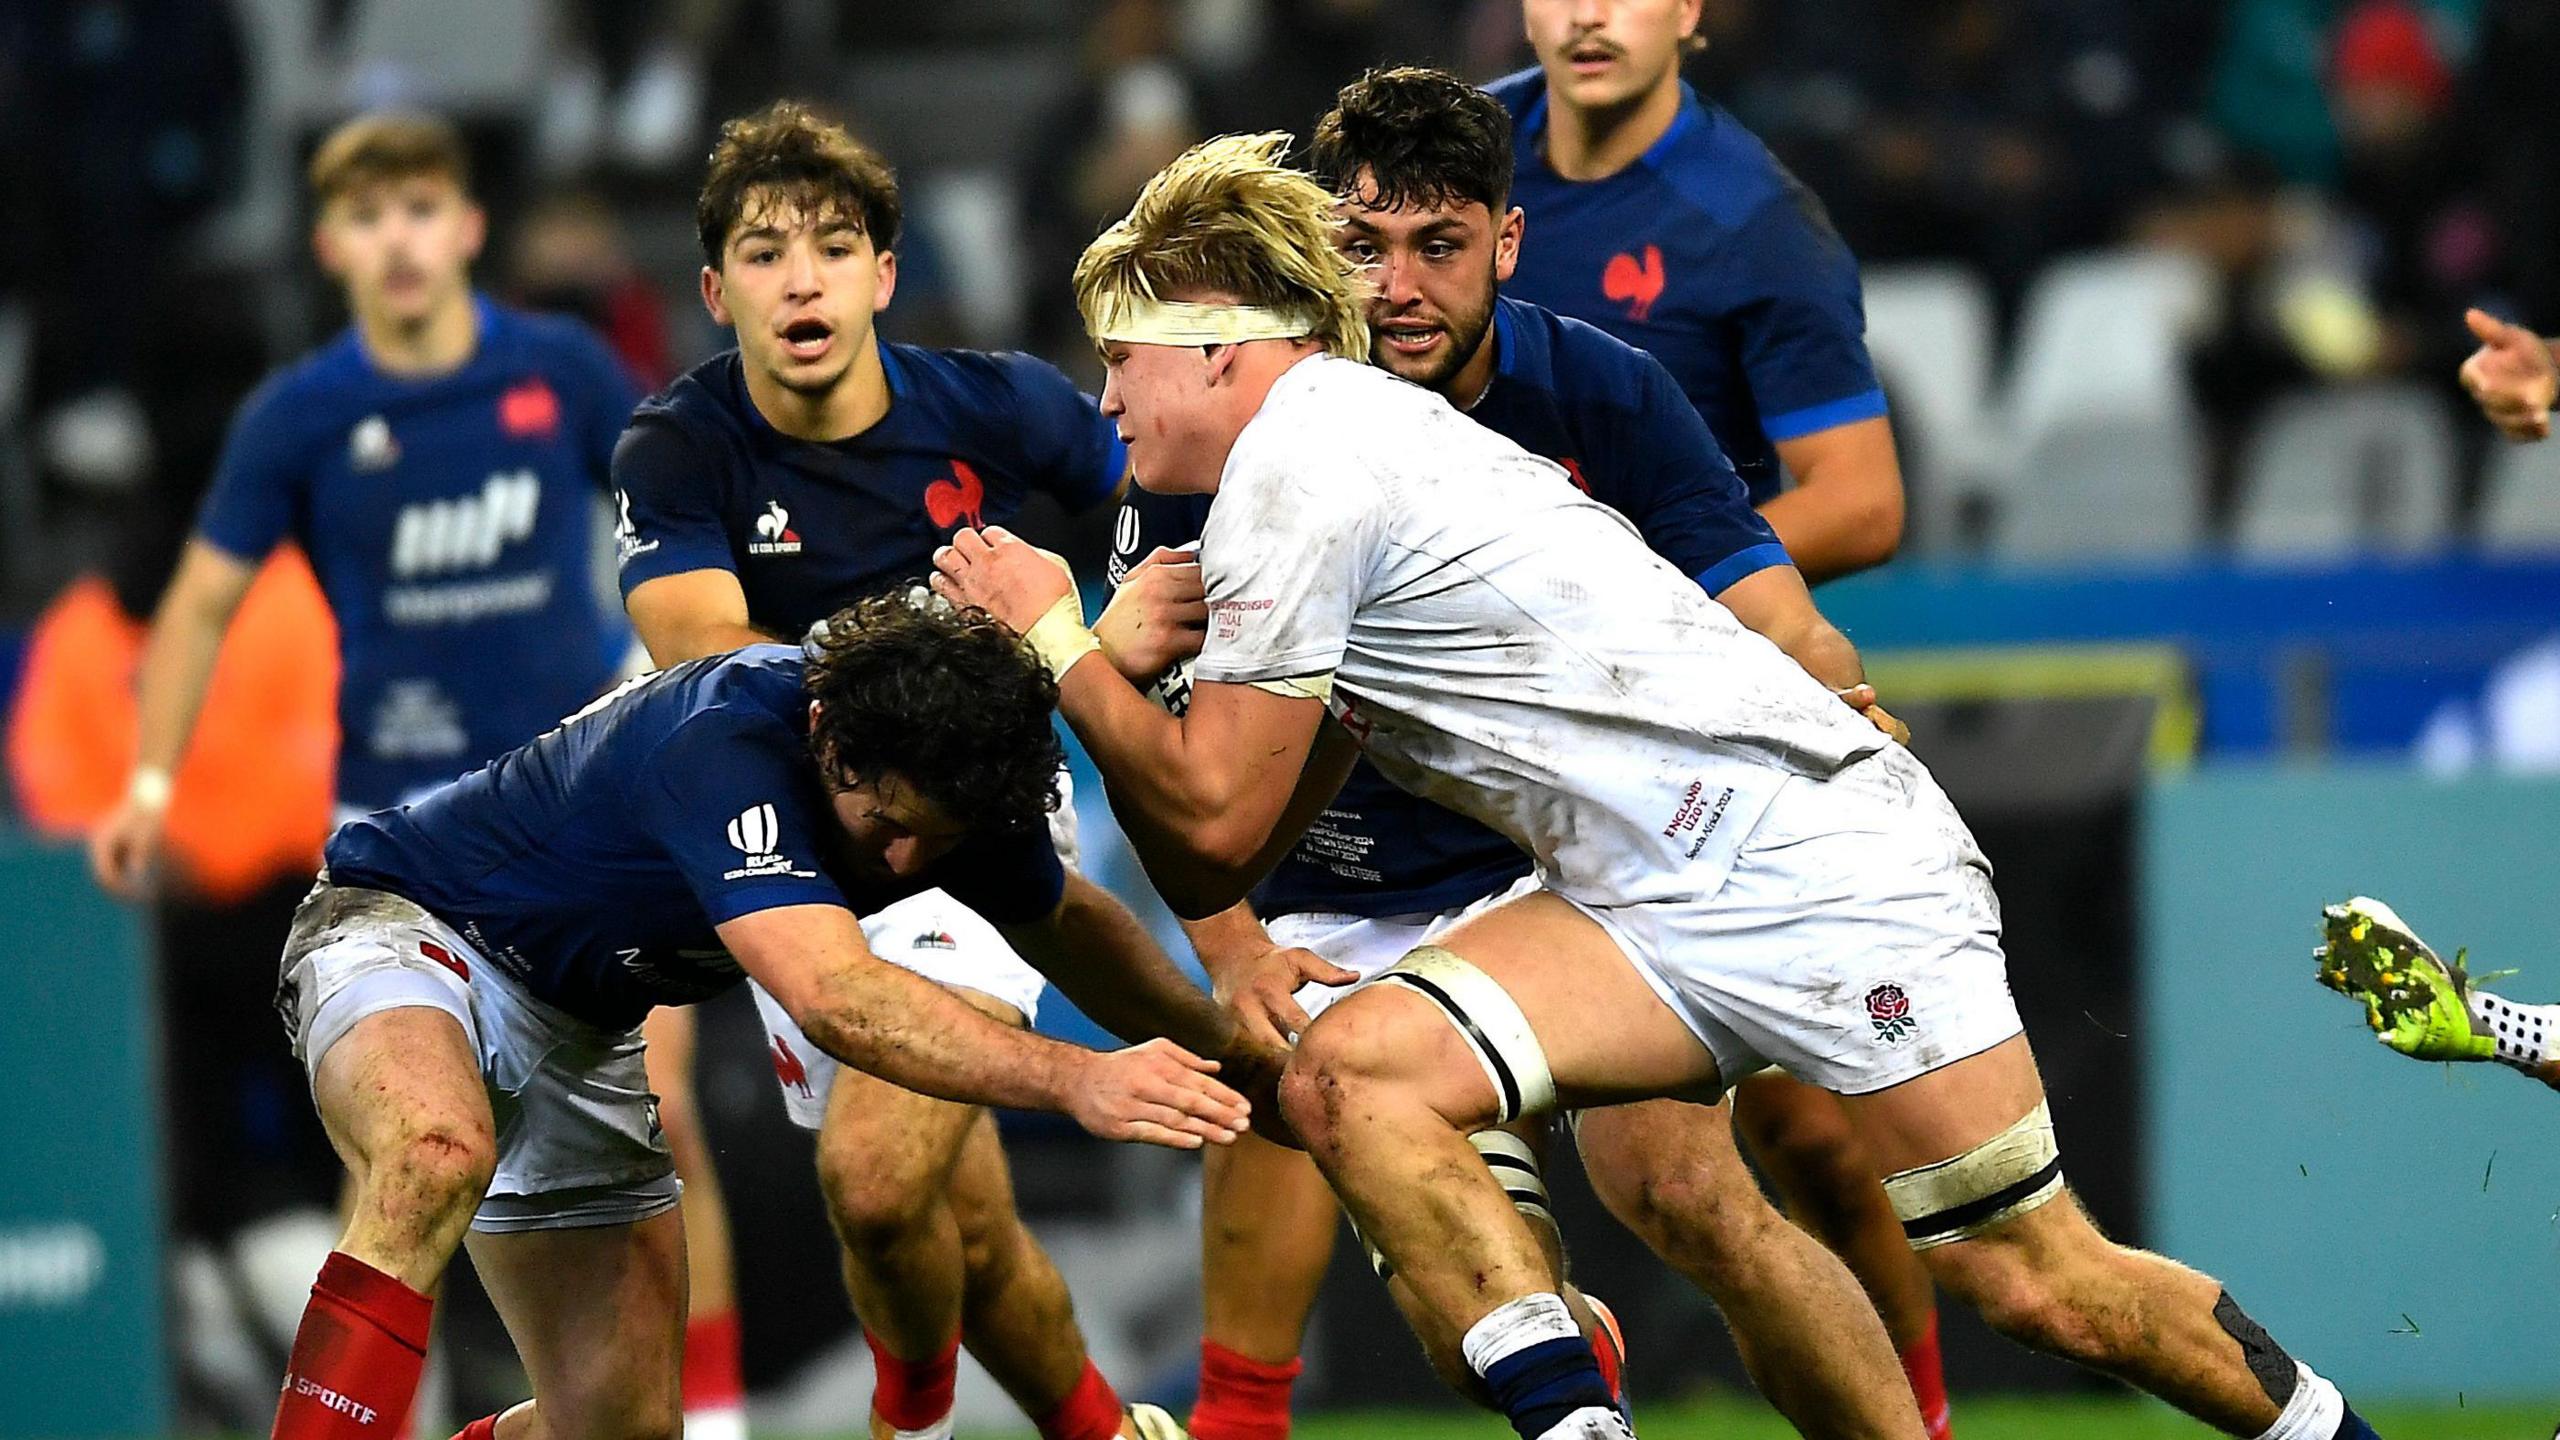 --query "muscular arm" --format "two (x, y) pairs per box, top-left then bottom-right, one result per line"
(720, 902), (1247, 1147)
(998, 868), (1237, 1058)
(1054, 660), (1354, 918)
(1763, 415), (1905, 583)
(1715, 564), (1864, 691)
(624, 569), (779, 666)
